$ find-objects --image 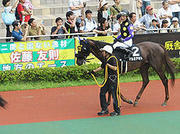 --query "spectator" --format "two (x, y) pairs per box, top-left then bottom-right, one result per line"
(22, 0), (33, 24)
(168, 0), (180, 21)
(113, 14), (121, 35)
(141, 0), (151, 16)
(136, 0), (143, 18)
(80, 10), (97, 36)
(170, 17), (180, 32)
(81, 1), (87, 17)
(94, 18), (111, 36)
(28, 18), (46, 40)
(2, 0), (18, 42)
(139, 5), (160, 29)
(160, 19), (169, 33)
(11, 20), (28, 41)
(158, 1), (172, 26)
(149, 18), (159, 33)
(65, 11), (78, 38)
(68, 0), (84, 17)
(110, 0), (122, 30)
(97, 0), (110, 25)
(110, 0), (122, 19)
(68, 0), (84, 29)
(129, 12), (145, 32)
(51, 17), (68, 39)
(16, 0), (31, 24)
